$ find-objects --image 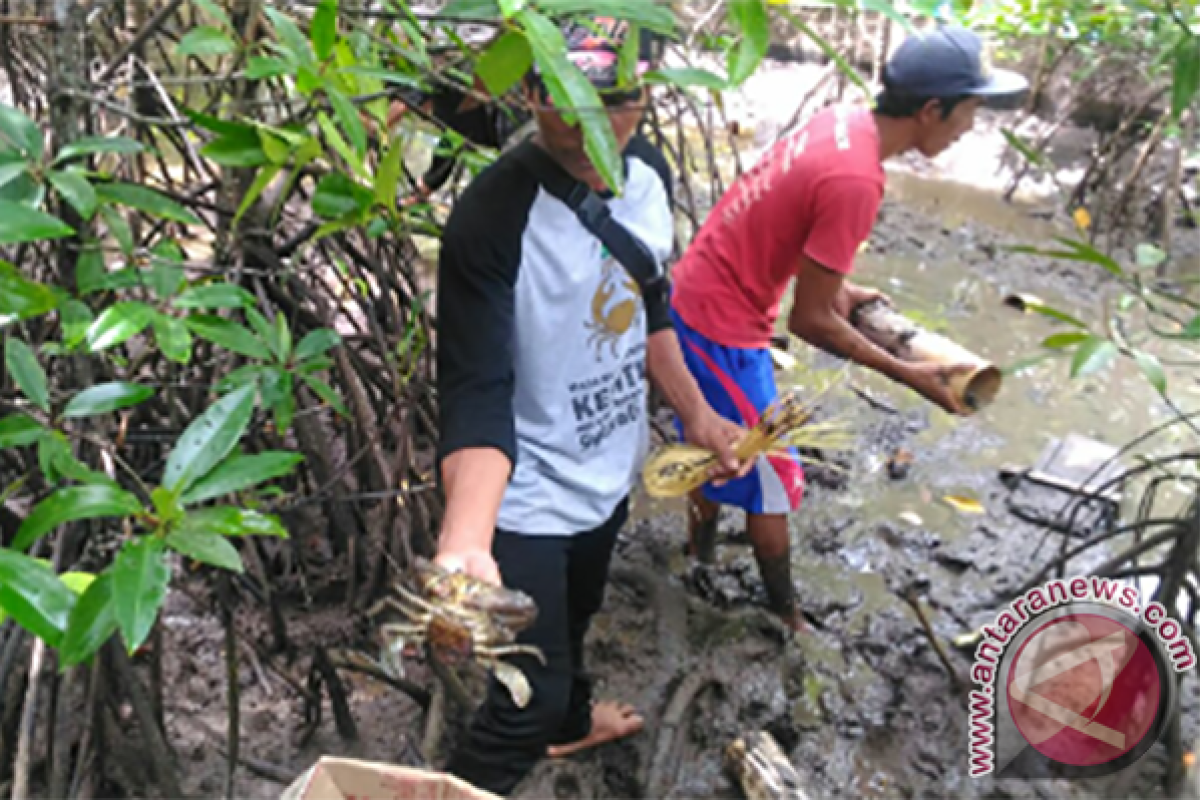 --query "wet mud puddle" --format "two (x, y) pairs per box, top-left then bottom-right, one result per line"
(602, 172), (1198, 800)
